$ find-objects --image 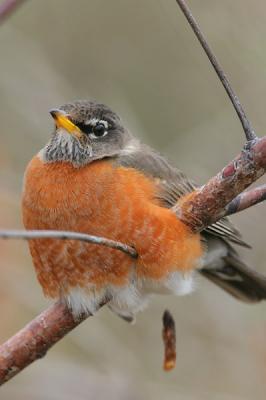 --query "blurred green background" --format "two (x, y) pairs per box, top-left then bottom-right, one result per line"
(1, 1), (266, 399)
